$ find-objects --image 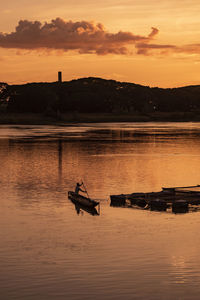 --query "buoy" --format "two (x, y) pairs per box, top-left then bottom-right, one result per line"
(136, 199), (147, 208)
(110, 195), (126, 207)
(172, 200), (188, 213)
(149, 199), (167, 211)
(127, 196), (137, 205)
